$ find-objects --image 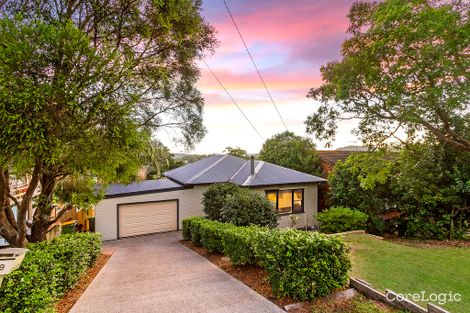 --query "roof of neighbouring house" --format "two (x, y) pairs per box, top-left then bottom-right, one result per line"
(104, 178), (185, 198)
(164, 154), (326, 187)
(317, 150), (360, 165)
